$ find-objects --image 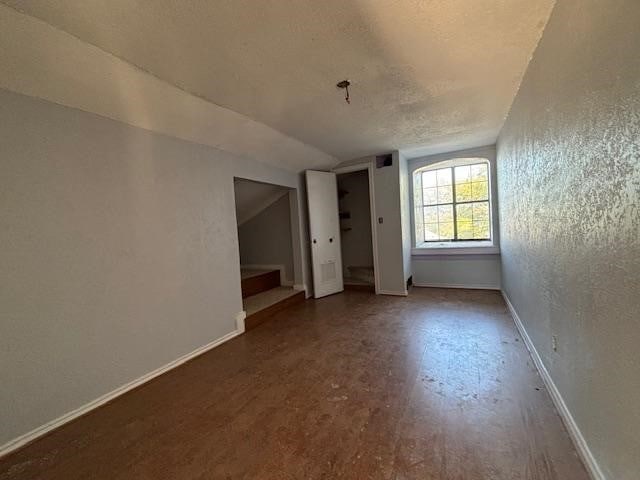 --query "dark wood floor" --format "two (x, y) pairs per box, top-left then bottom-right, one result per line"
(0, 289), (589, 479)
